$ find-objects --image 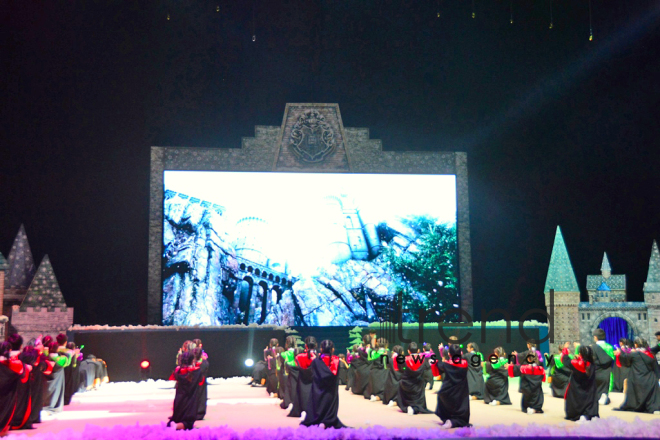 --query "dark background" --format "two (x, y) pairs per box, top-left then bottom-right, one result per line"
(1, 1), (659, 326)
(69, 326), (542, 381)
